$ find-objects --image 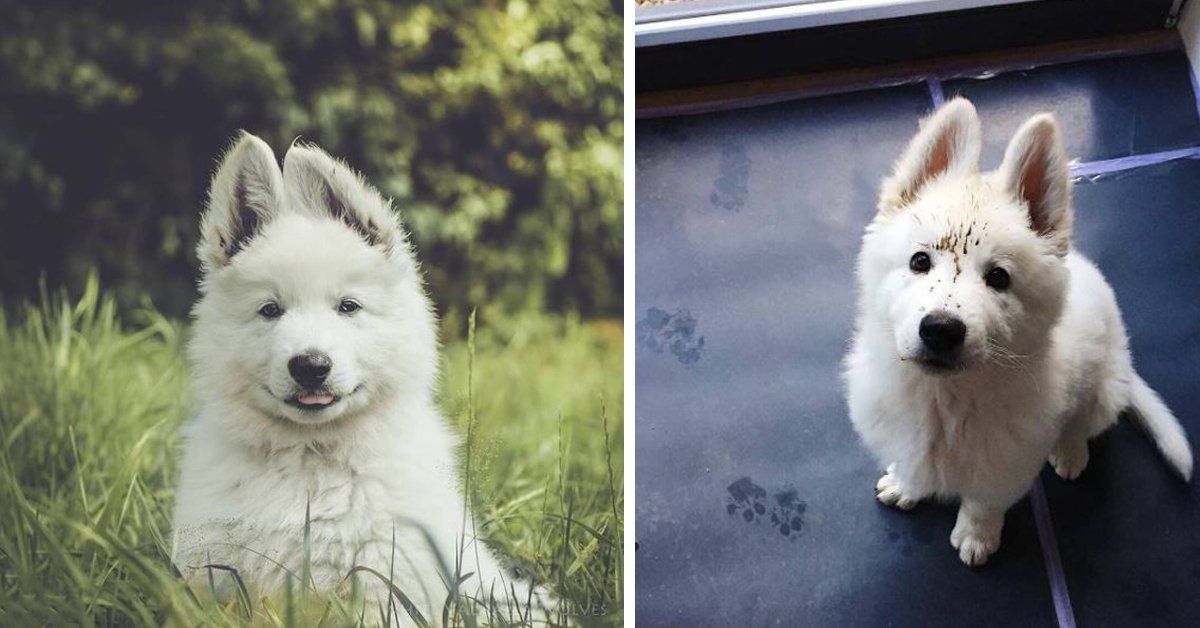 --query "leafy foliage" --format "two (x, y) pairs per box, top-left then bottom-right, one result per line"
(0, 0), (623, 317)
